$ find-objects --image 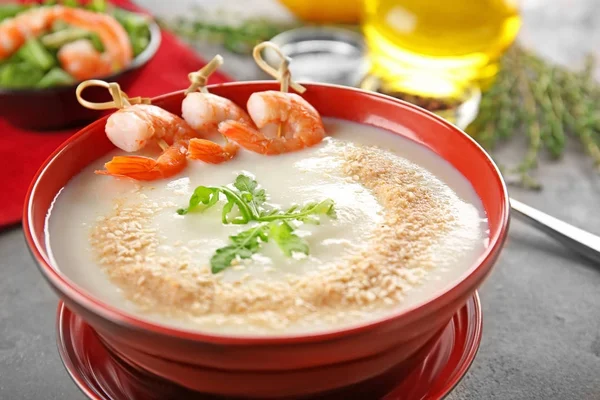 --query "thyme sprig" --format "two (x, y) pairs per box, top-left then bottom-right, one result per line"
(469, 44), (600, 189)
